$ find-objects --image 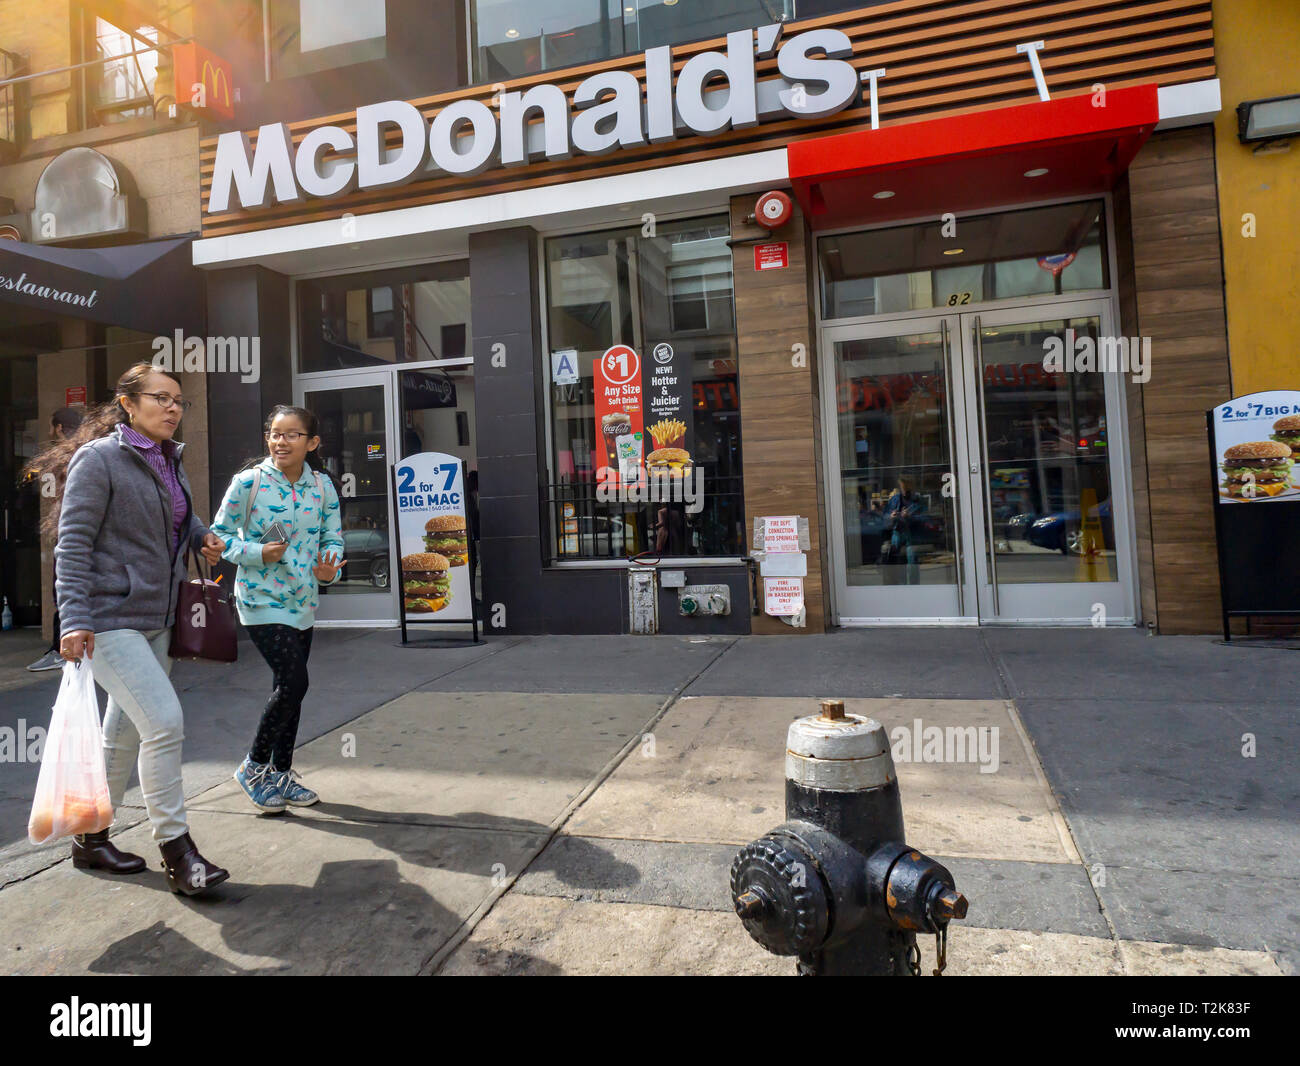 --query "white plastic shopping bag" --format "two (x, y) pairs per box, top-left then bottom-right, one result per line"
(27, 658), (113, 844)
